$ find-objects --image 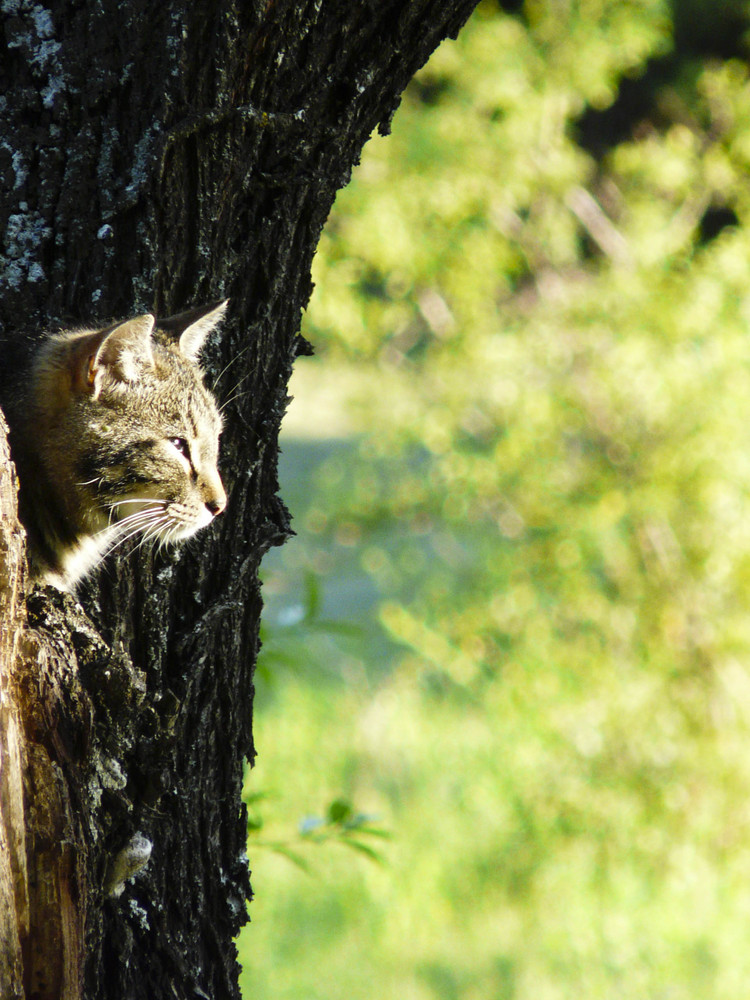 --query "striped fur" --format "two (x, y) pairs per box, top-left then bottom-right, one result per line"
(9, 302), (228, 590)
